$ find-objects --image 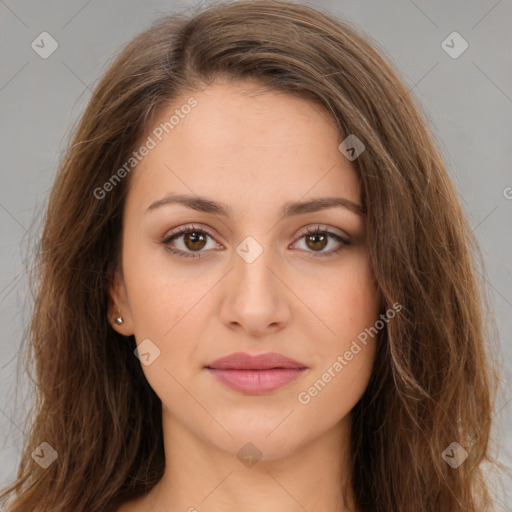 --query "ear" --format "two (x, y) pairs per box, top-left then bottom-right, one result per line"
(108, 268), (135, 336)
